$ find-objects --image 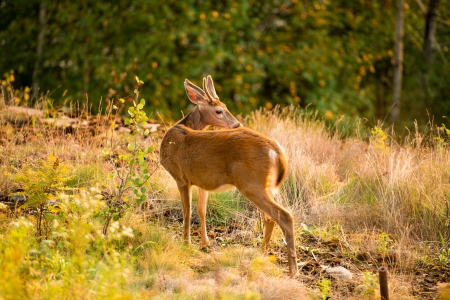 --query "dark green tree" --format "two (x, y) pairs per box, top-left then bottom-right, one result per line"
(1, 0), (449, 126)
